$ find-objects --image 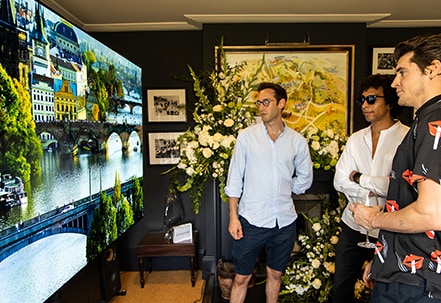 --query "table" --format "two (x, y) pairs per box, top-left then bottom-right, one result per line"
(136, 230), (198, 288)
